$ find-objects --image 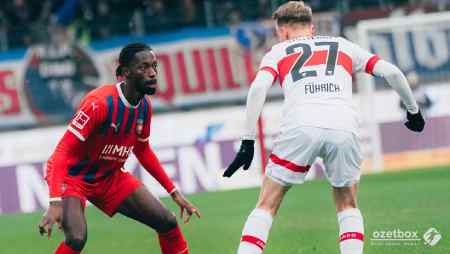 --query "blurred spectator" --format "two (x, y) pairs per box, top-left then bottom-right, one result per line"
(5, 0), (36, 47)
(91, 0), (113, 39)
(183, 0), (196, 25)
(0, 10), (8, 51)
(142, 0), (170, 33)
(1, 0), (449, 51)
(214, 1), (236, 26)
